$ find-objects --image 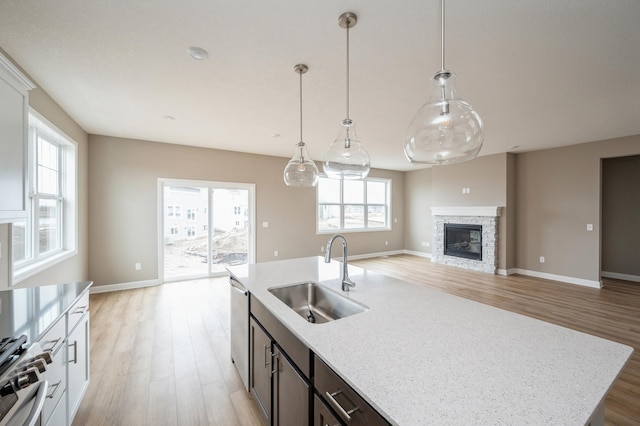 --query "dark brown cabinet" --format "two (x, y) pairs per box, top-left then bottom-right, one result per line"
(250, 317), (272, 421)
(250, 315), (310, 426)
(314, 394), (342, 426)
